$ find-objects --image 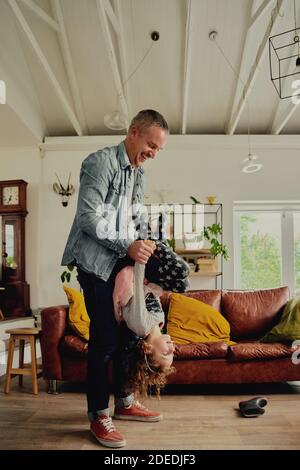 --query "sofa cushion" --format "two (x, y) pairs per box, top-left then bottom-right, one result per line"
(63, 286), (90, 341)
(261, 297), (300, 343)
(60, 334), (88, 357)
(167, 293), (234, 345)
(174, 341), (228, 360)
(160, 289), (222, 314)
(221, 286), (289, 341)
(228, 341), (299, 361)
